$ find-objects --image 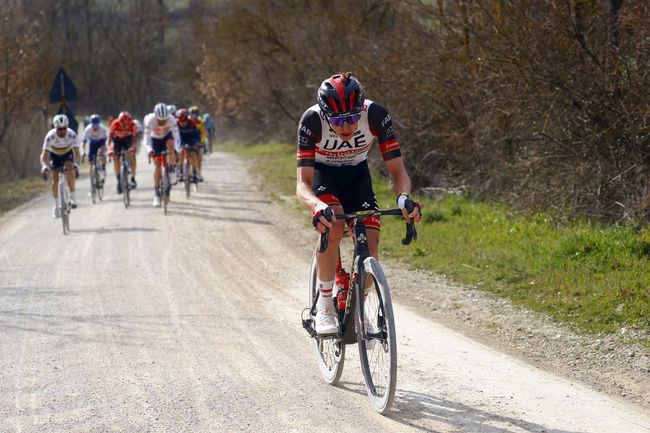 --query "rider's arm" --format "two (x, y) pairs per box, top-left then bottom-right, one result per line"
(40, 149), (49, 167)
(296, 109), (332, 231)
(170, 117), (181, 152)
